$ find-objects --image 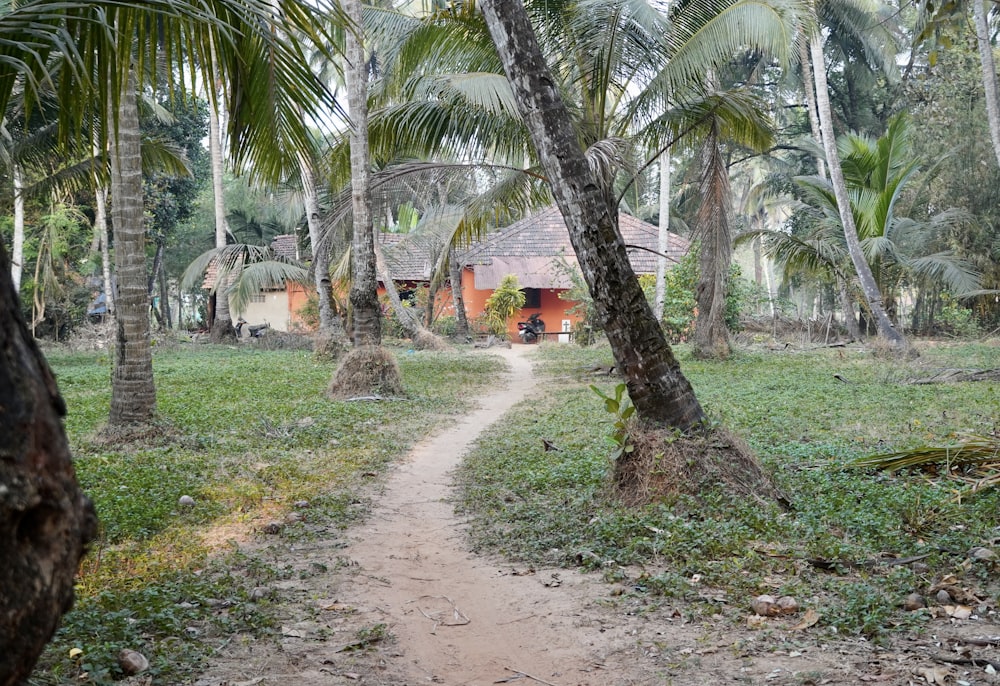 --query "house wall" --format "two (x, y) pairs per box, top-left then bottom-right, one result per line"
(459, 267), (582, 342)
(238, 291), (292, 332)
